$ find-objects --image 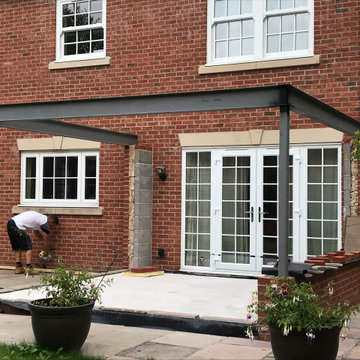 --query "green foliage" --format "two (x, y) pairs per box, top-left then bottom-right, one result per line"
(246, 278), (360, 340)
(0, 342), (104, 360)
(351, 130), (360, 159)
(32, 257), (112, 307)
